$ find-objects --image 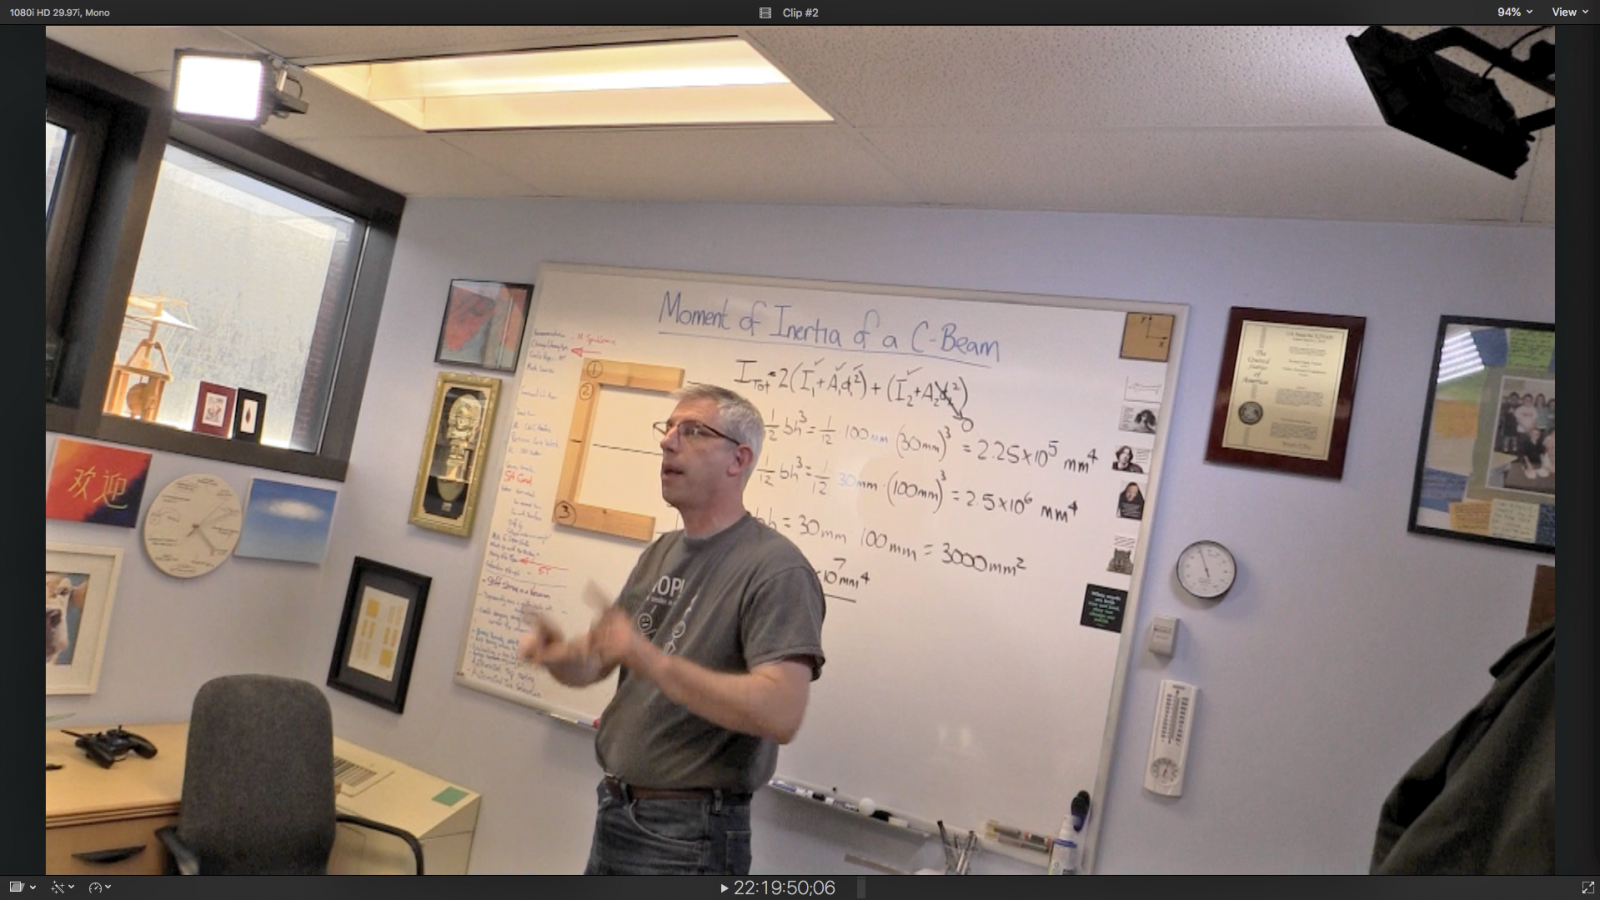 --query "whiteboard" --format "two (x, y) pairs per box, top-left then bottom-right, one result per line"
(455, 263), (1185, 866)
